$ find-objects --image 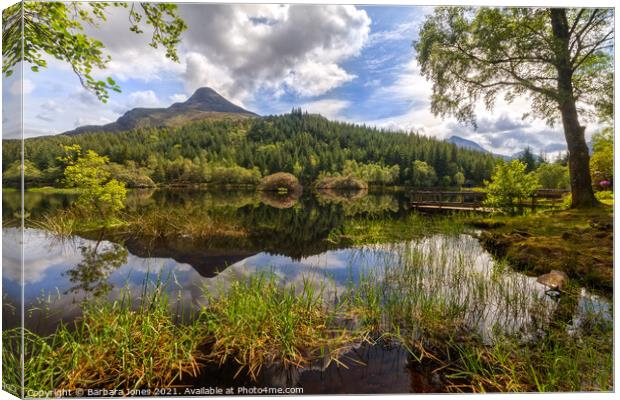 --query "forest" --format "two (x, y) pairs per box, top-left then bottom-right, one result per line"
(2, 110), (500, 188)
